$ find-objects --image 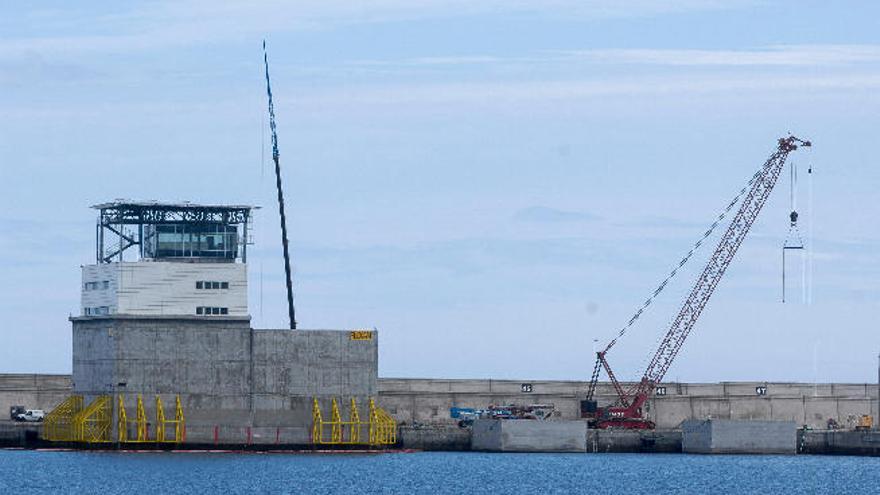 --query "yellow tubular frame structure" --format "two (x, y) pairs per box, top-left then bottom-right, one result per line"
(368, 398), (396, 445)
(46, 394), (186, 445)
(135, 395), (148, 442)
(156, 396), (166, 442)
(117, 395), (128, 443)
(349, 398), (361, 444)
(312, 398), (323, 443)
(330, 398), (343, 443)
(116, 395), (185, 444)
(42, 395), (84, 441)
(155, 395), (185, 443)
(312, 397), (396, 446)
(76, 395), (113, 443)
